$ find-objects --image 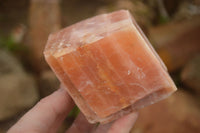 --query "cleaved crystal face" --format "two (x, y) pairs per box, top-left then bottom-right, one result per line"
(44, 10), (177, 123)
